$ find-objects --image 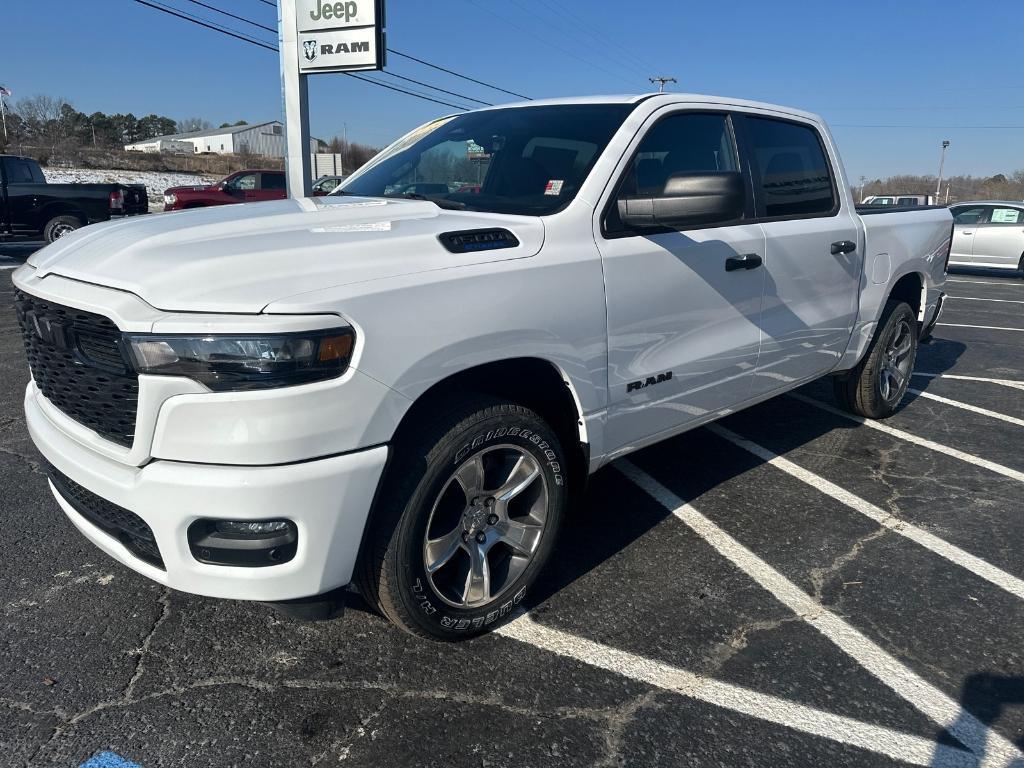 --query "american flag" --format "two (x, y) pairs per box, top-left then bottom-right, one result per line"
(0, 86), (10, 97)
